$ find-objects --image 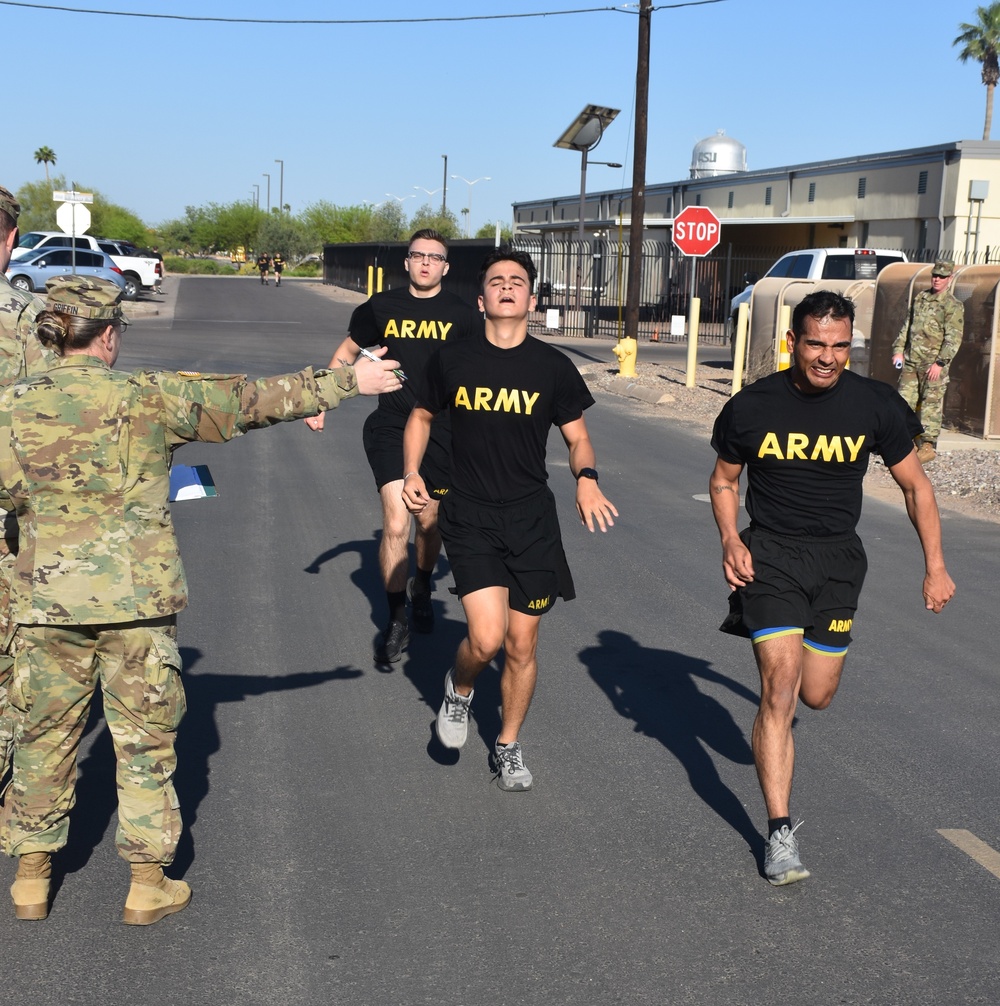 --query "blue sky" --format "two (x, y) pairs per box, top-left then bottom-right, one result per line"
(0, 0), (985, 232)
